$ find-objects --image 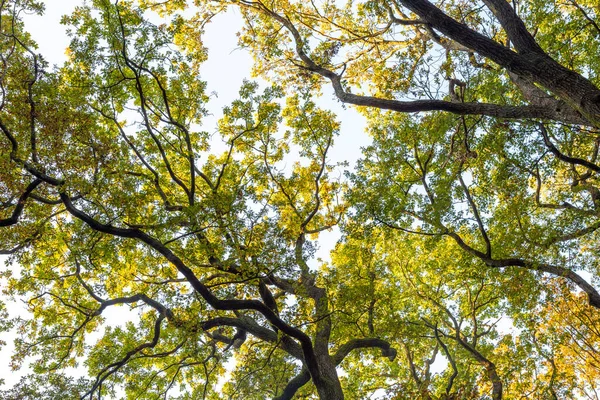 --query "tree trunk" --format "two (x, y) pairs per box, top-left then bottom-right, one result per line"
(314, 353), (344, 400)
